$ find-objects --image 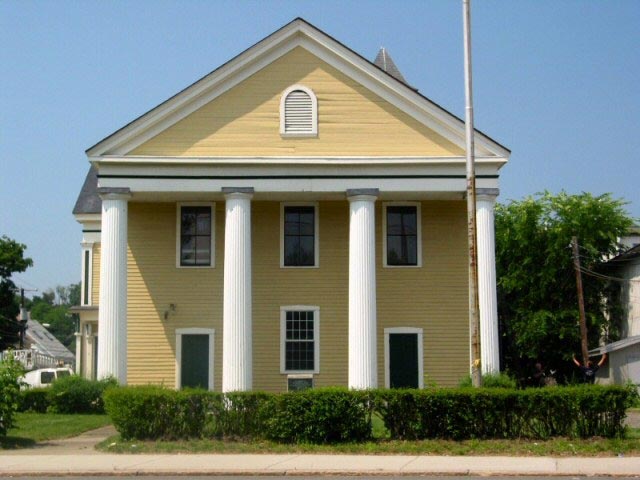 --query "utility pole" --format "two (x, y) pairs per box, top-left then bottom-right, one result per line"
(463, 0), (482, 387)
(571, 236), (589, 365)
(19, 288), (28, 349)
